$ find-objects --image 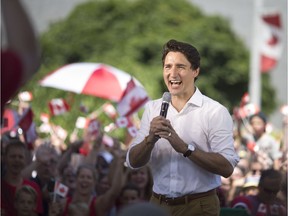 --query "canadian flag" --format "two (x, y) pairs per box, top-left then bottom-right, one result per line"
(117, 78), (149, 117)
(260, 10), (283, 73)
(103, 103), (117, 119)
(52, 125), (68, 141)
(85, 118), (101, 137)
(18, 91), (33, 102)
(240, 92), (250, 107)
(75, 116), (87, 129)
(1, 108), (19, 134)
(54, 181), (69, 198)
(24, 122), (38, 150)
(18, 107), (34, 132)
(48, 98), (70, 116)
(127, 126), (138, 137)
(116, 116), (131, 128)
(116, 116), (138, 136)
(40, 113), (50, 123)
(238, 103), (260, 119)
(102, 134), (114, 147)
